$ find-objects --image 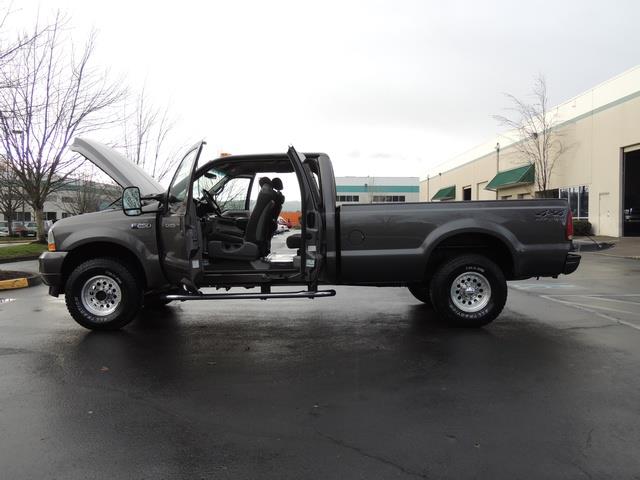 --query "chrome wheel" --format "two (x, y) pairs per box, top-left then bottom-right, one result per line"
(450, 271), (491, 313)
(80, 275), (122, 317)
